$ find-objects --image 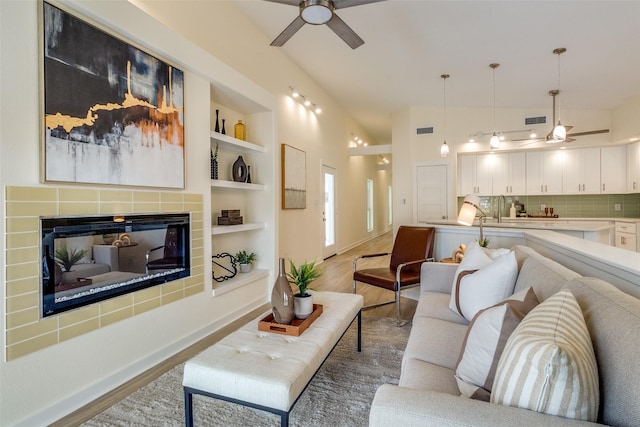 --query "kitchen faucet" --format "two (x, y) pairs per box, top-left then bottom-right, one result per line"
(497, 195), (505, 223)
